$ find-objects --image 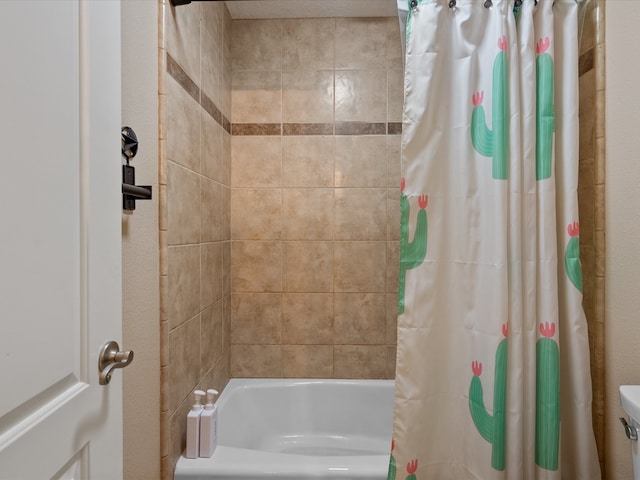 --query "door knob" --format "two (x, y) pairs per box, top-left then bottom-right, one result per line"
(98, 340), (134, 385)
